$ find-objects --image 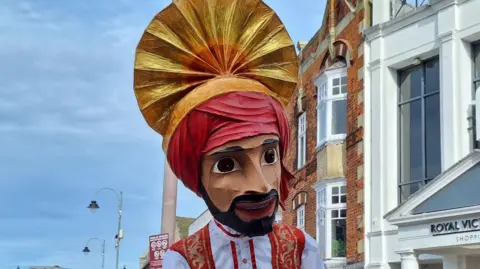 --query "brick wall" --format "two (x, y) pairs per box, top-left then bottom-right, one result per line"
(283, 61), (318, 238)
(283, 0), (369, 266)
